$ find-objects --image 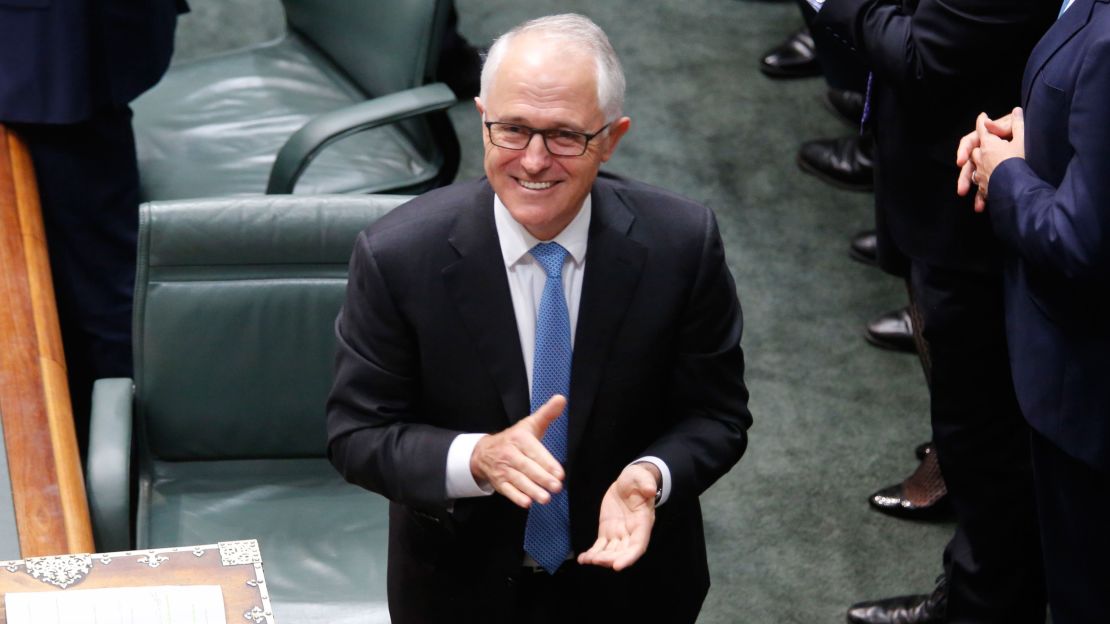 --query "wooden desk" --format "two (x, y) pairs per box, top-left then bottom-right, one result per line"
(0, 124), (95, 557)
